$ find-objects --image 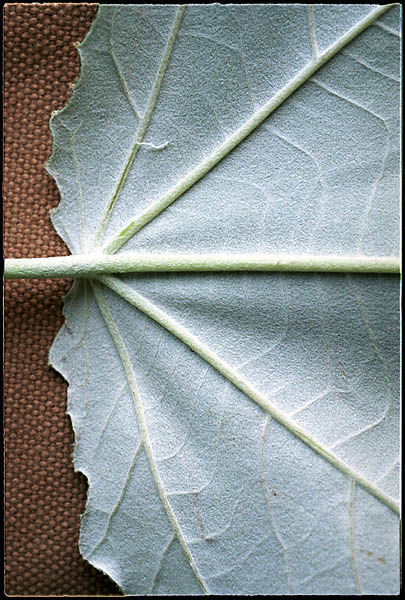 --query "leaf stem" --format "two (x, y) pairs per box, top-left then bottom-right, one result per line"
(3, 253), (400, 279)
